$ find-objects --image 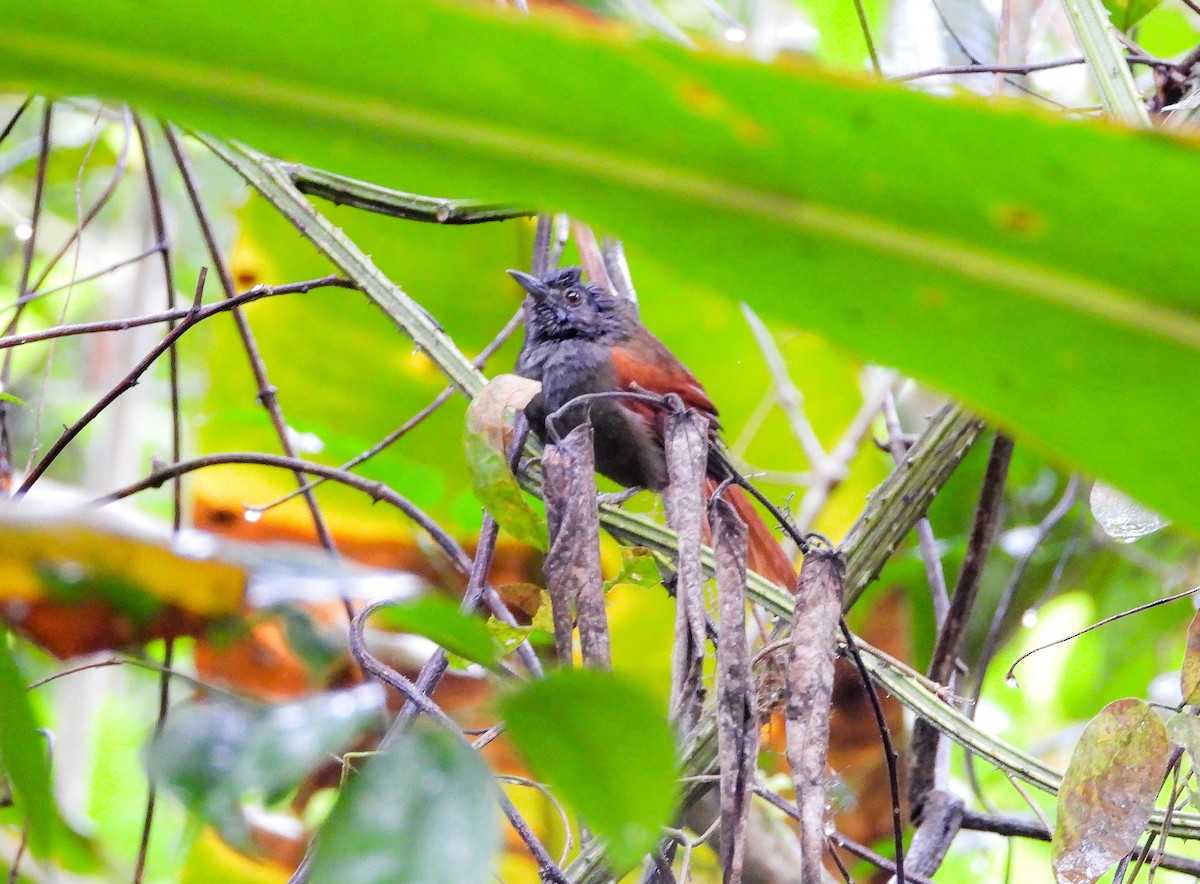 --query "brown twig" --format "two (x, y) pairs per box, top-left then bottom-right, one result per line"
(852, 0), (882, 75)
(8, 244), (166, 309)
(753, 787), (929, 884)
(0, 276), (353, 350)
(380, 417), (542, 751)
(132, 111), (177, 884)
(908, 433), (1013, 820)
(958, 805), (1200, 878)
(1006, 582), (1200, 685)
(0, 103), (51, 493)
(386, 514), (504, 742)
(95, 450), (542, 669)
(922, 0), (1078, 108)
(98, 450), (461, 571)
(895, 56), (1092, 81)
(838, 616), (906, 882)
(963, 474), (1080, 804)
